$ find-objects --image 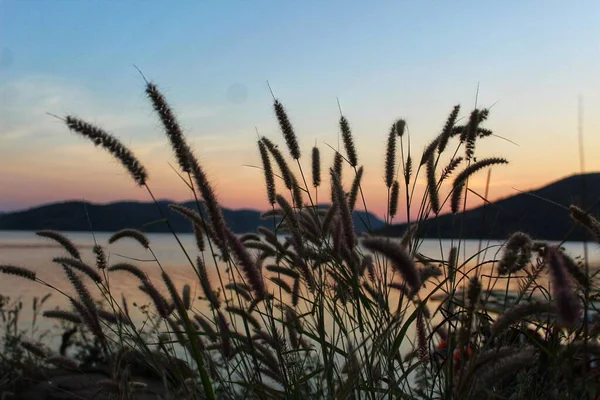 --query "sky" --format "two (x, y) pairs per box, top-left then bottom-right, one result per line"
(1, 1), (599, 220)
